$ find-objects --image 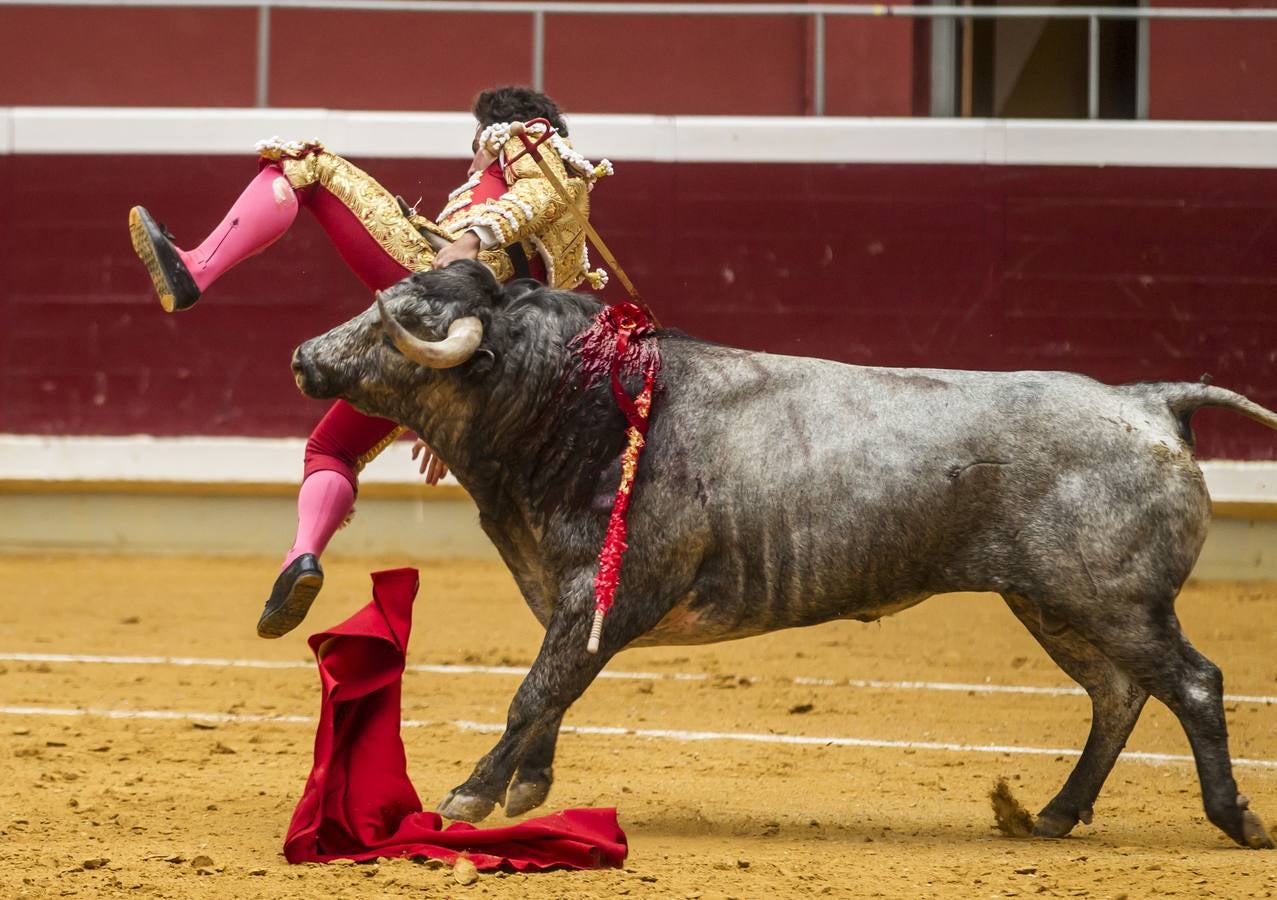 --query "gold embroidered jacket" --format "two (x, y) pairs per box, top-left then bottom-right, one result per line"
(421, 126), (611, 290)
(257, 127), (612, 291)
